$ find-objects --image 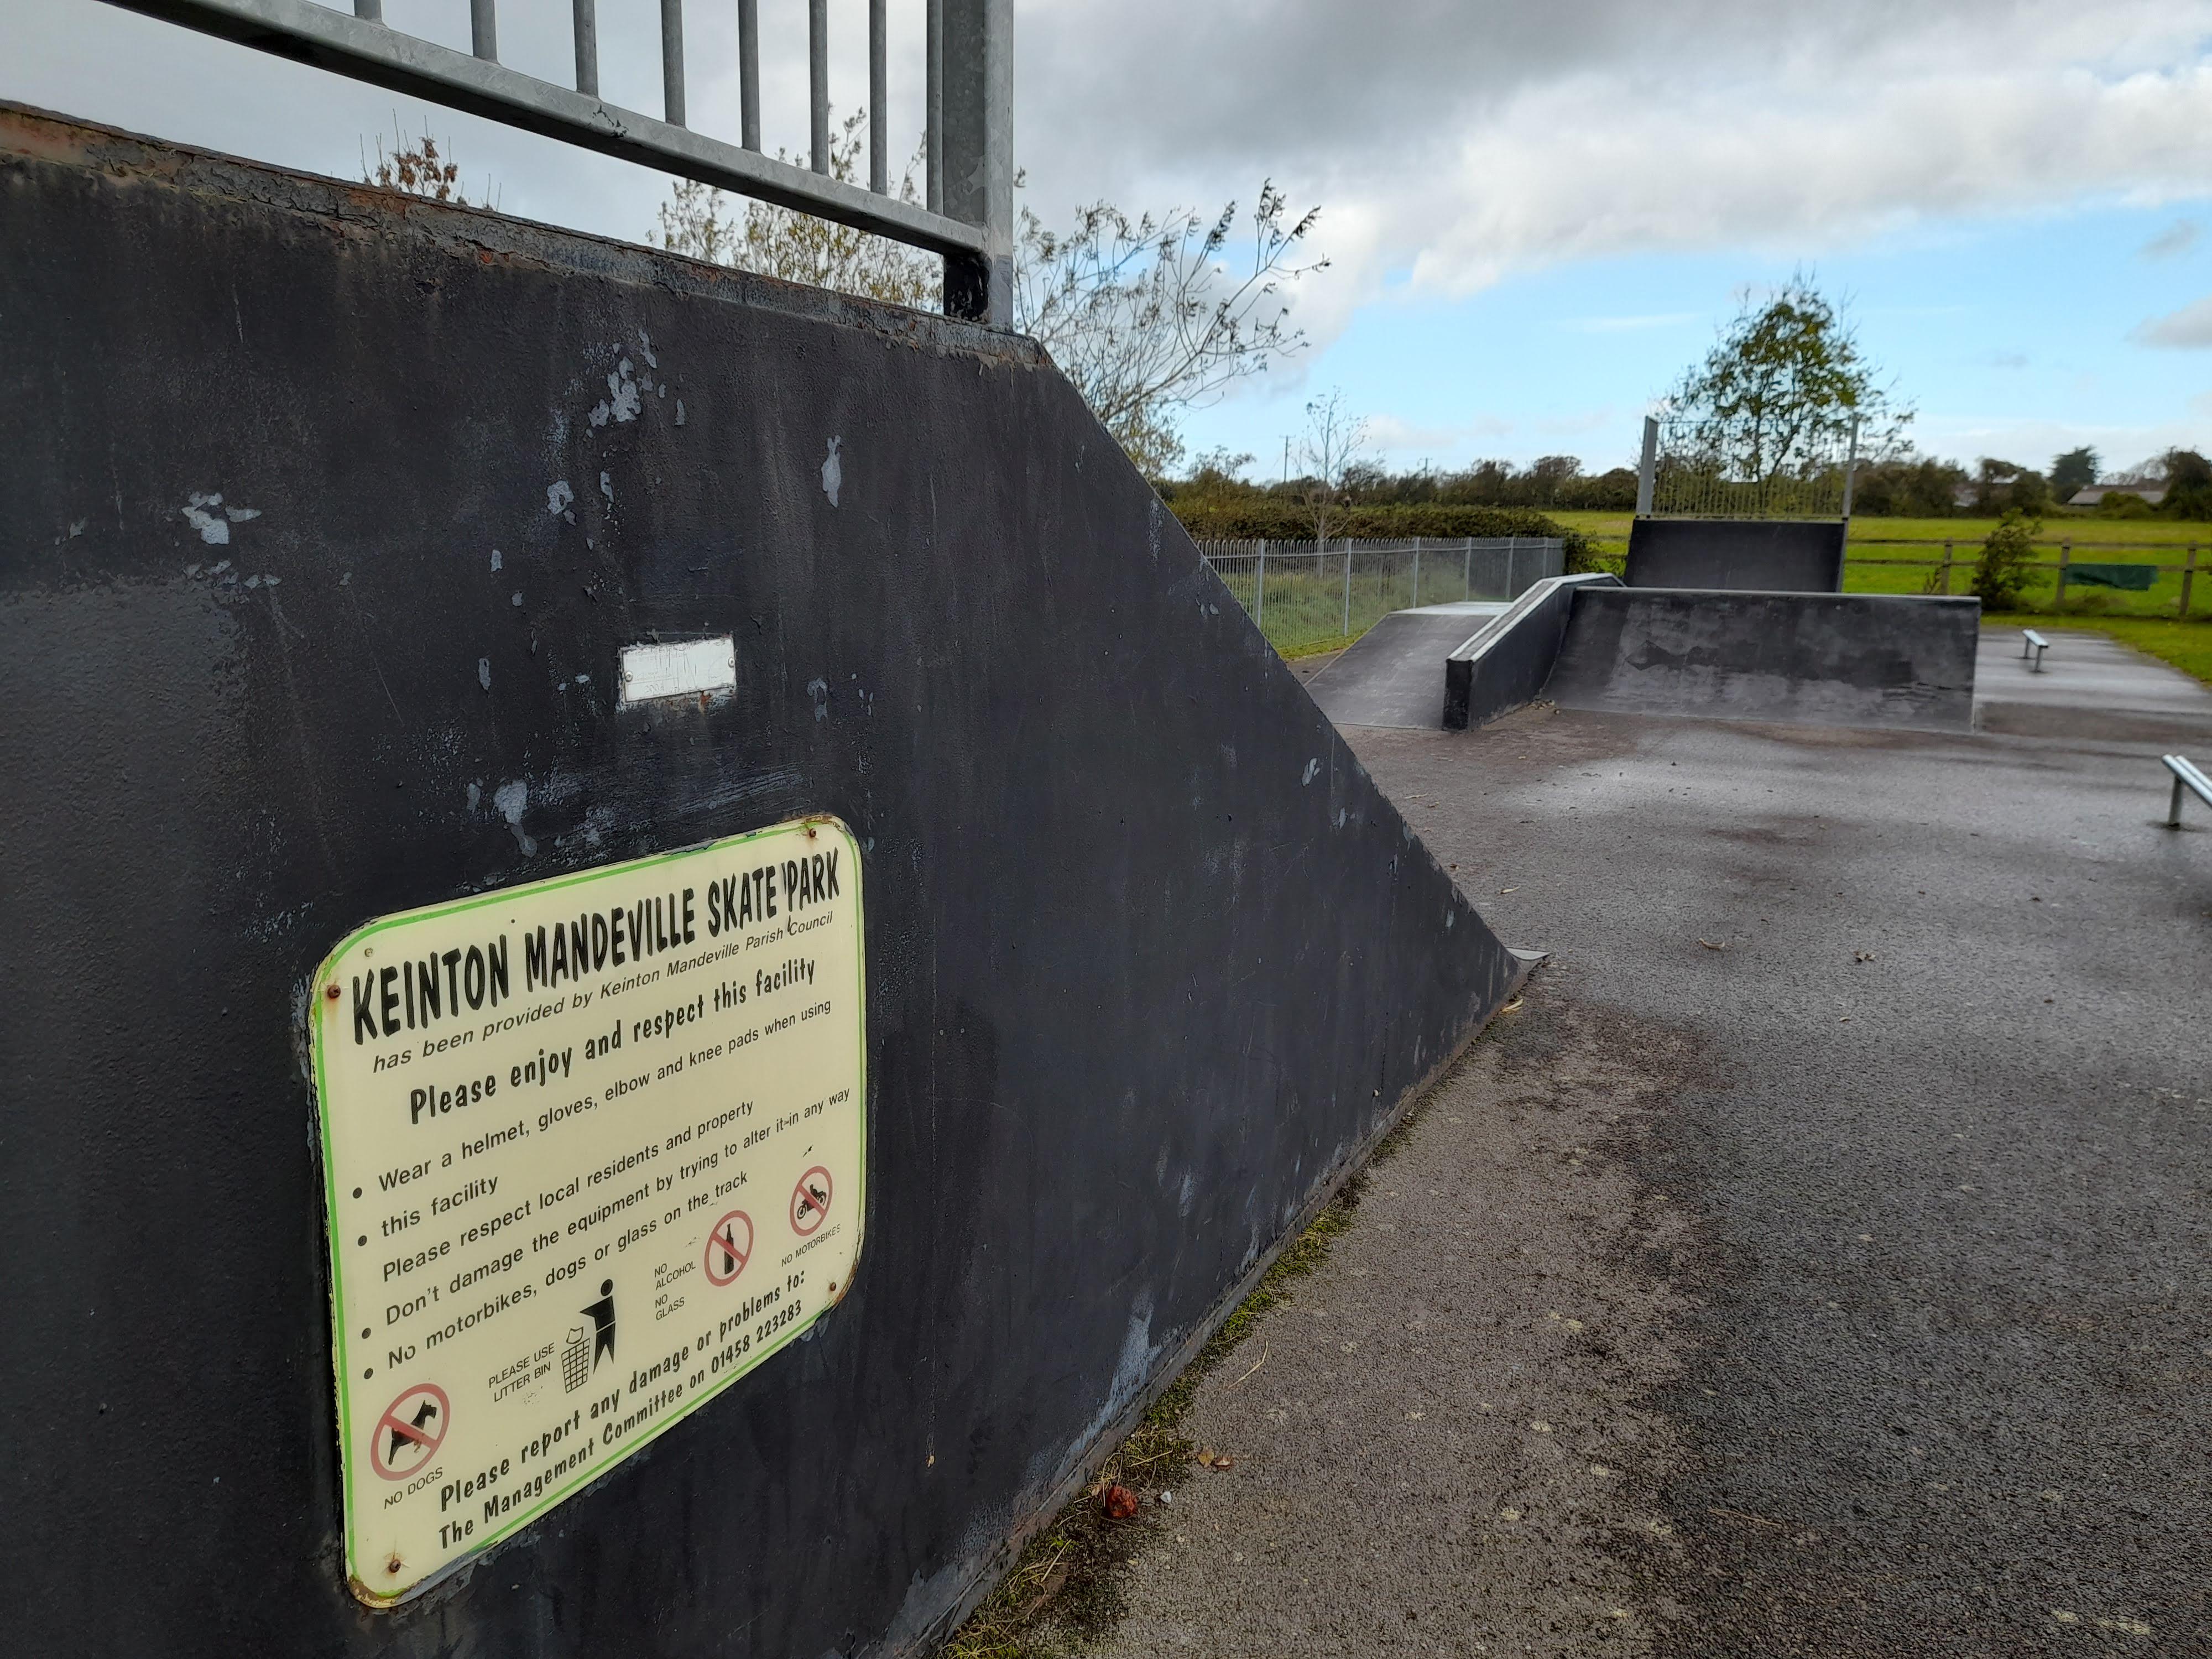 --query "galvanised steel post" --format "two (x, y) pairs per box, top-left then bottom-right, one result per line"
(1841, 415), (1860, 521)
(1636, 415), (1658, 517)
(941, 0), (1013, 325)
